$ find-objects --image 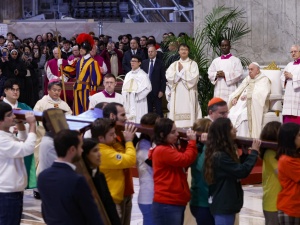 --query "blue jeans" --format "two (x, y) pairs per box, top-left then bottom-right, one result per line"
(139, 203), (154, 225)
(0, 192), (23, 225)
(214, 214), (235, 225)
(152, 202), (185, 225)
(190, 205), (215, 225)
